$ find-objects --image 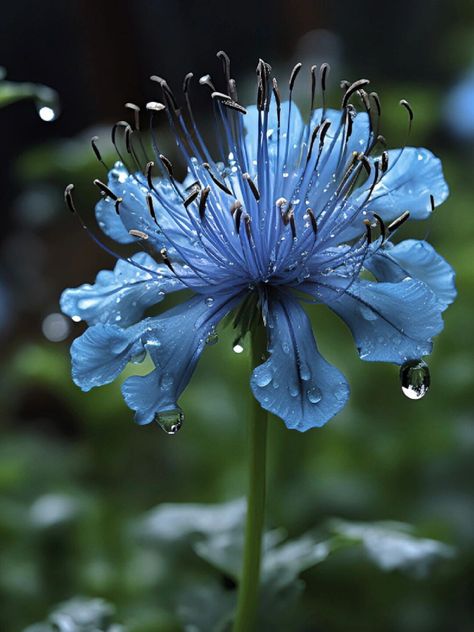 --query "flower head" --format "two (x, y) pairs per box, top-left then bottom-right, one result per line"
(61, 54), (455, 432)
